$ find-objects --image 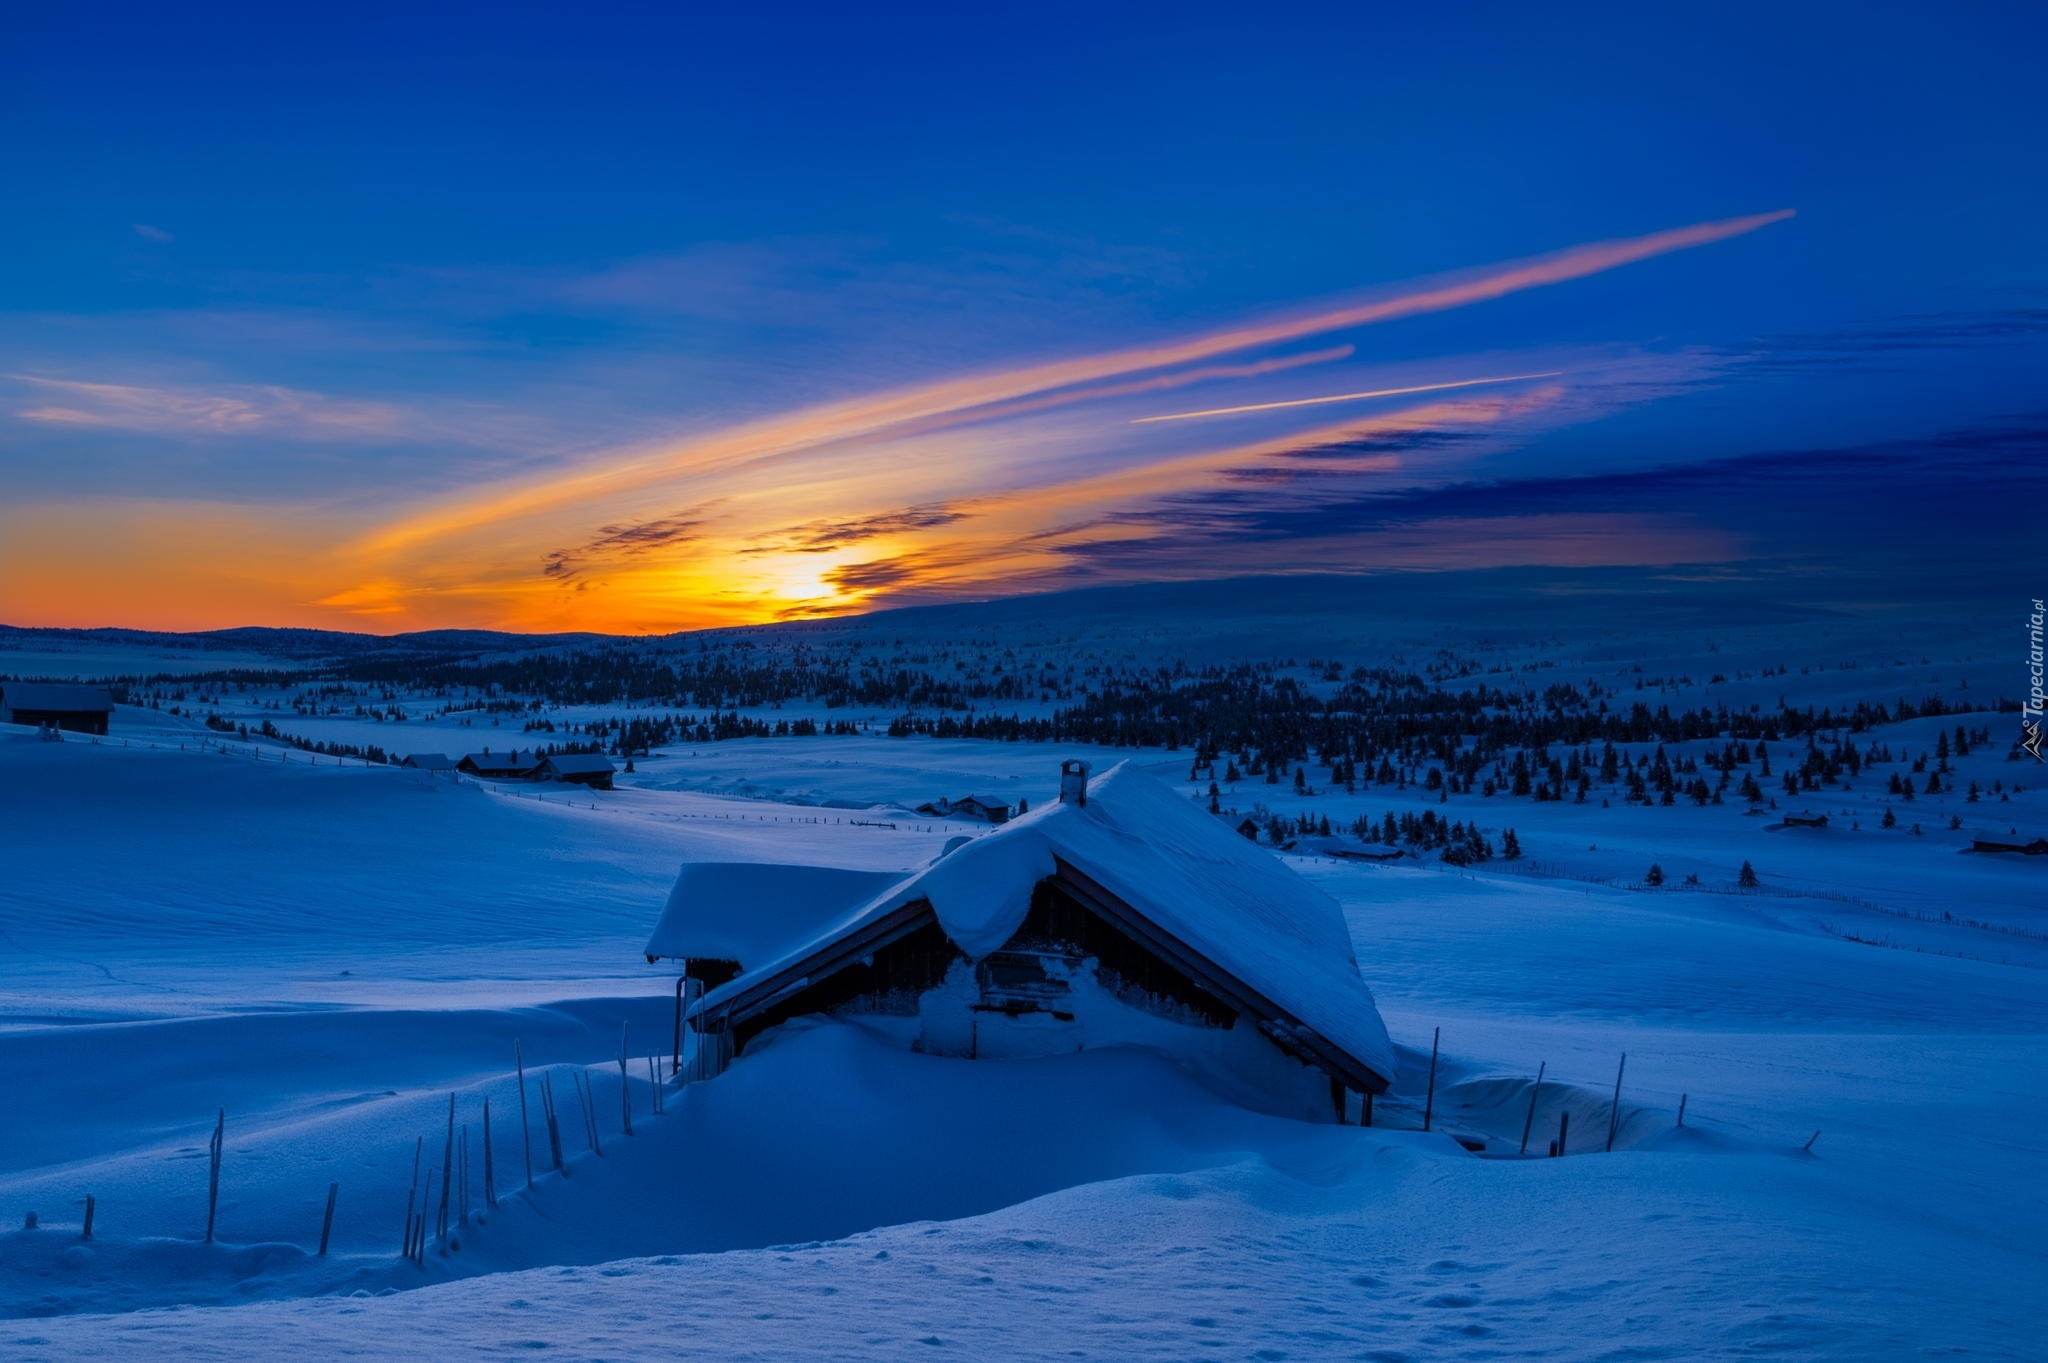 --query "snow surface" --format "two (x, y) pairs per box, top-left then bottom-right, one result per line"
(2, 607), (2045, 1360)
